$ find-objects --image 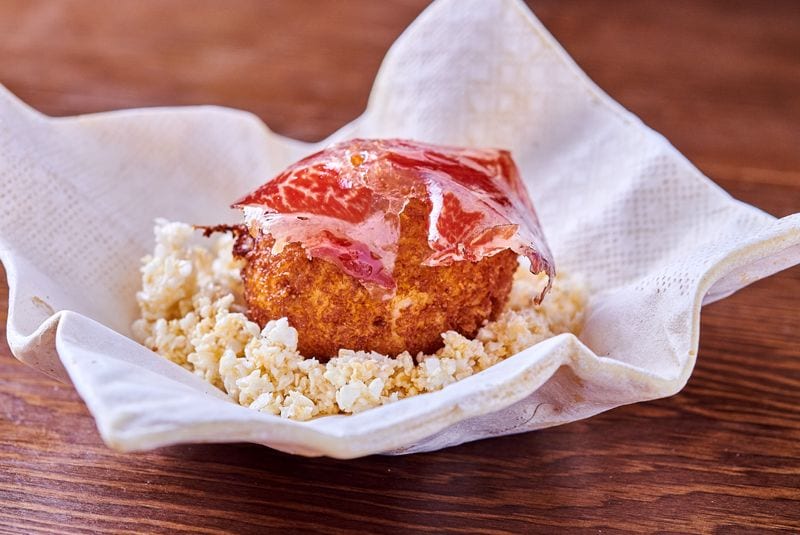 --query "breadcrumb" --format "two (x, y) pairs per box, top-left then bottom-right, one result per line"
(133, 220), (586, 421)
